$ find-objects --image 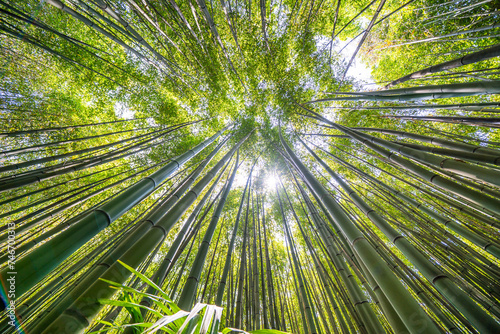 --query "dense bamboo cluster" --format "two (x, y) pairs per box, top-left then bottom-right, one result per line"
(1, 0), (500, 333)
